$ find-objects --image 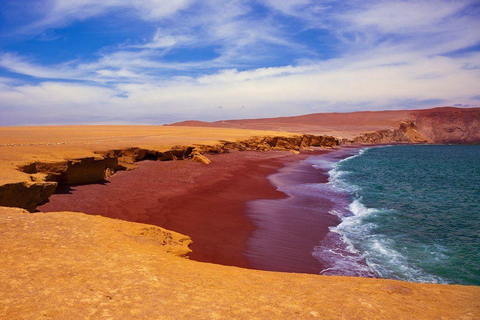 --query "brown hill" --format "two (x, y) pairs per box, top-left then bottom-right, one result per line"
(168, 107), (480, 143)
